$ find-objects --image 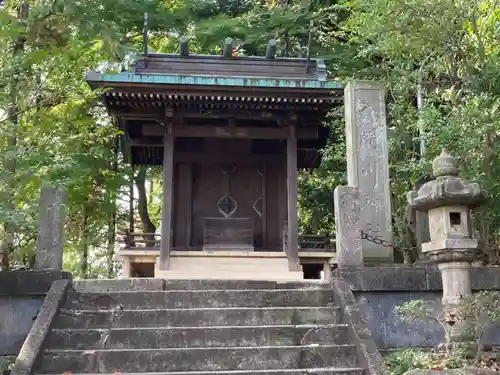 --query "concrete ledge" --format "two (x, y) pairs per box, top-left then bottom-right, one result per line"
(71, 279), (331, 291)
(164, 280), (331, 290)
(332, 280), (390, 375)
(335, 265), (500, 291)
(156, 256), (304, 281)
(73, 278), (165, 292)
(0, 271), (72, 296)
(11, 279), (70, 375)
